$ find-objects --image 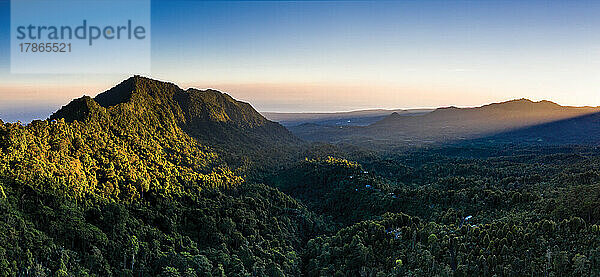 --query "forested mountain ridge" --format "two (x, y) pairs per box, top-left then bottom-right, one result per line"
(0, 76), (300, 202)
(0, 77), (325, 276)
(372, 98), (598, 135)
(476, 111), (600, 145)
(58, 75), (271, 127)
(53, 75), (298, 145)
(0, 77), (242, 202)
(49, 75), (301, 176)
